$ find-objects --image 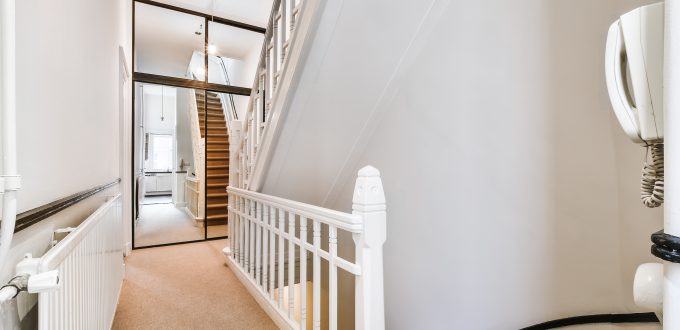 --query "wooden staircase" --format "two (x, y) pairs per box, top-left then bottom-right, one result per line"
(196, 91), (229, 226)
